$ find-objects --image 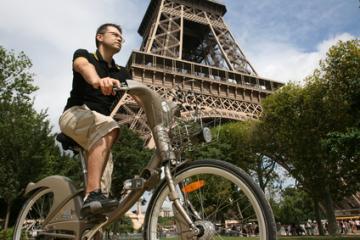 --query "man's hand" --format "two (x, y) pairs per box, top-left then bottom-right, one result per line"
(98, 77), (120, 96)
